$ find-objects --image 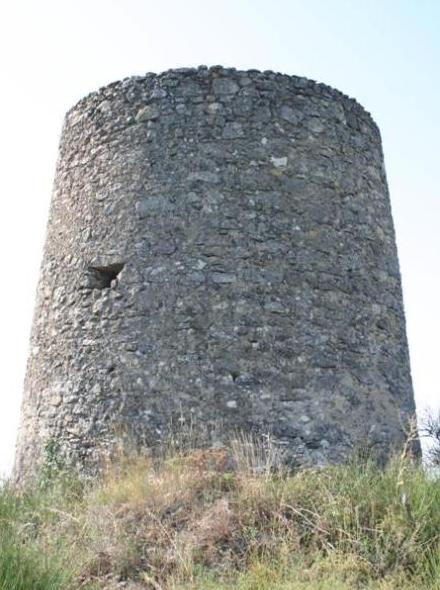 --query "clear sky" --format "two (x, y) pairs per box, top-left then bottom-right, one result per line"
(0, 0), (438, 476)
